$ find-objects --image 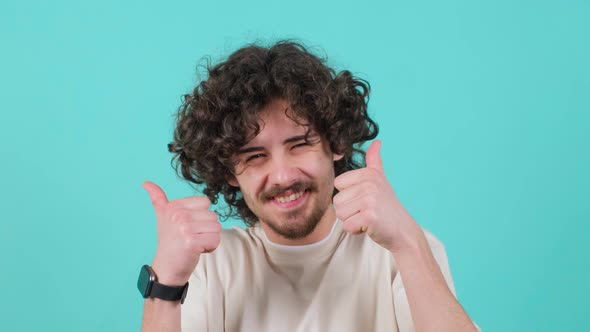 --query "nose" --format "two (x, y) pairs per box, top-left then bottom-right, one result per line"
(267, 154), (300, 188)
